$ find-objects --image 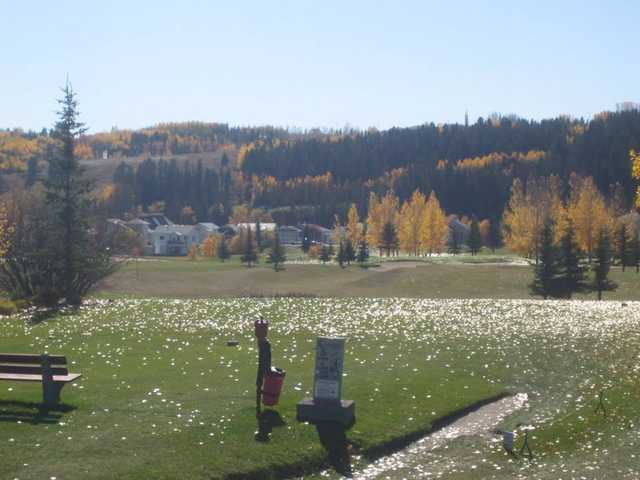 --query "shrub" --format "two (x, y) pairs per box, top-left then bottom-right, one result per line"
(0, 299), (18, 316)
(308, 244), (322, 259)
